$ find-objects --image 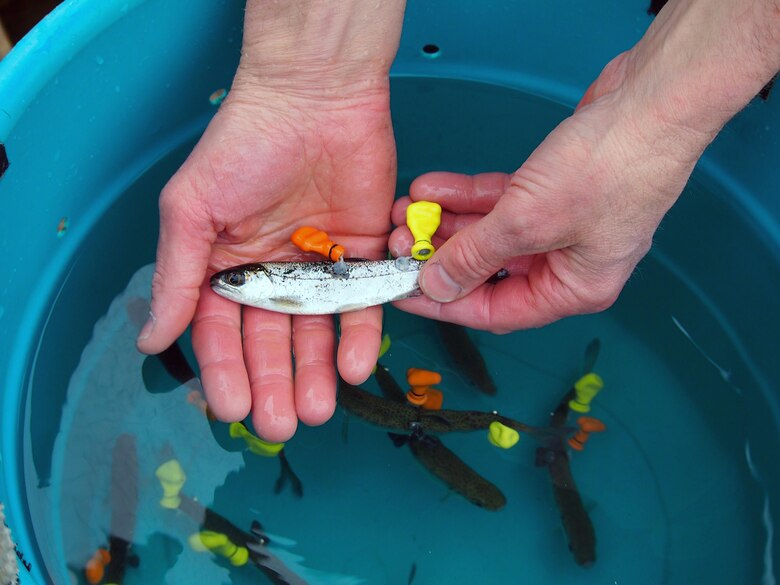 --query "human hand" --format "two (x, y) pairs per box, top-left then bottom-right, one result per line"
(390, 0), (780, 332)
(389, 91), (688, 332)
(136, 0), (406, 442)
